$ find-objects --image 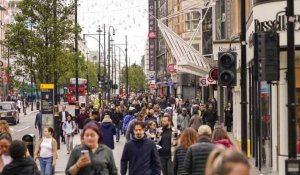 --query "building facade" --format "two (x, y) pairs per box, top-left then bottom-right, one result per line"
(226, 0), (300, 174)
